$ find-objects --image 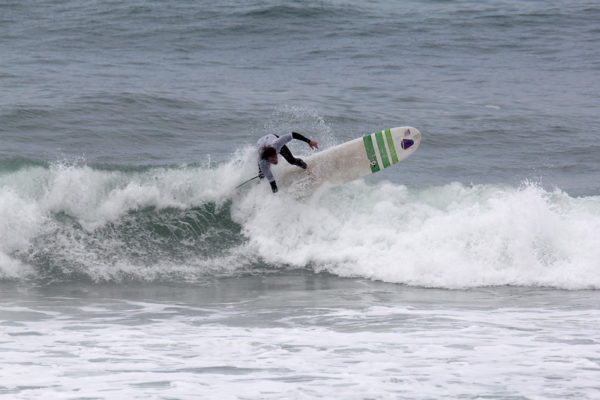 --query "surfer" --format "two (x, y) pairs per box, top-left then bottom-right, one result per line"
(257, 132), (318, 193)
